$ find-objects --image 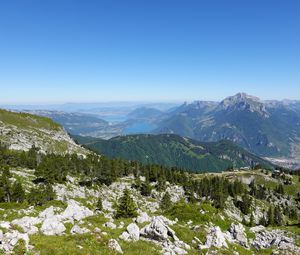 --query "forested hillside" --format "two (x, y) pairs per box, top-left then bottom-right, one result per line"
(73, 134), (274, 172)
